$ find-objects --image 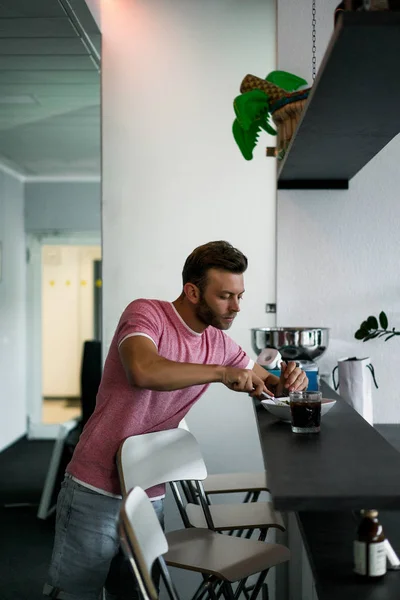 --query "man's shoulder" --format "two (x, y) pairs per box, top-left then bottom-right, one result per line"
(121, 298), (169, 319)
(124, 297), (164, 310)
